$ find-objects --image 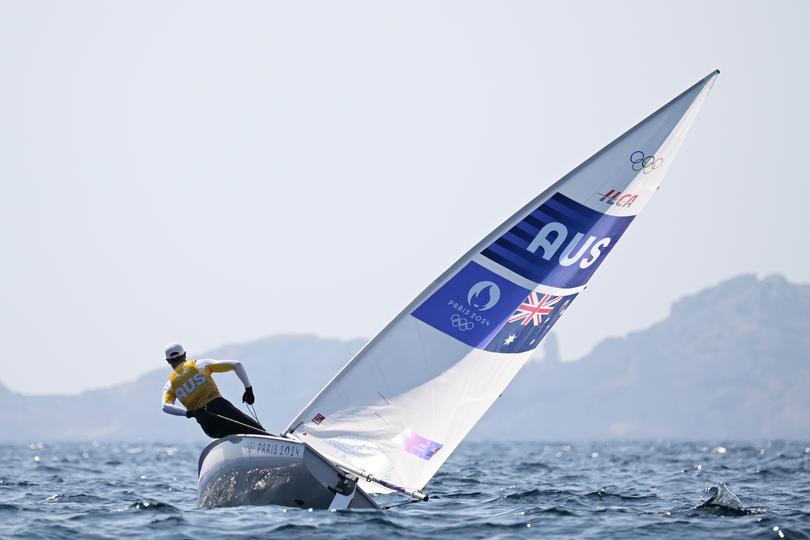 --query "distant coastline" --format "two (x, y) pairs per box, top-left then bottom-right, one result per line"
(1, 274), (807, 441)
